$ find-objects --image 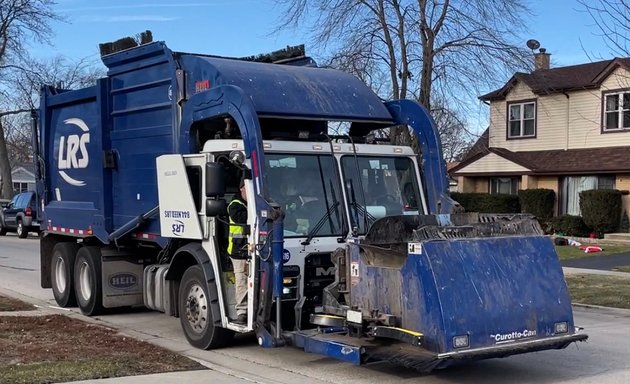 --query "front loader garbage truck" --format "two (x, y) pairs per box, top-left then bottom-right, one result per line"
(35, 40), (587, 370)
